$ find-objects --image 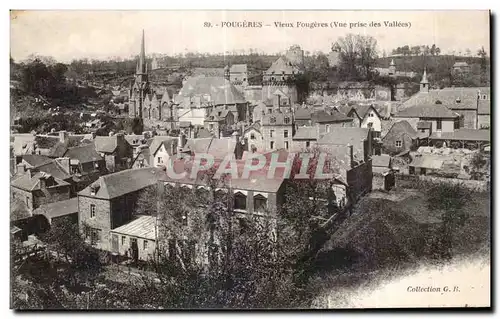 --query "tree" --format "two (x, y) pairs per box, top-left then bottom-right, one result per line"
(336, 33), (378, 81)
